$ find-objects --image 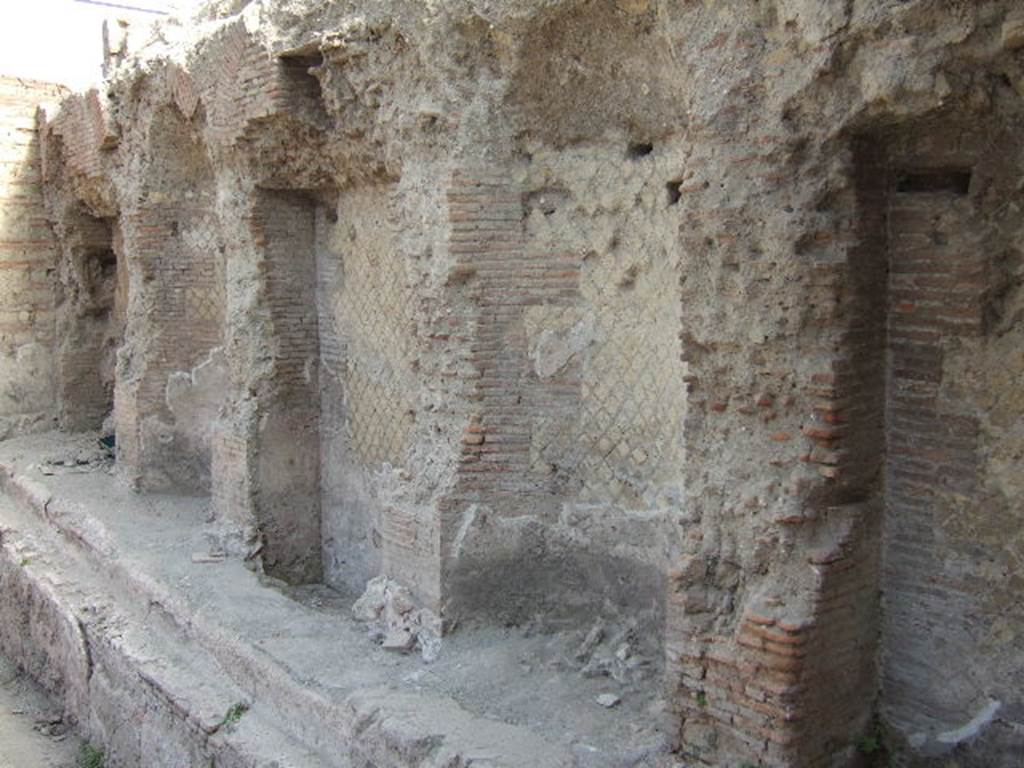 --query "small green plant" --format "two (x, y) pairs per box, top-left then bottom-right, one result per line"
(696, 691), (708, 708)
(19, 556), (30, 567)
(77, 743), (105, 768)
(856, 735), (881, 754)
(218, 702), (249, 729)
